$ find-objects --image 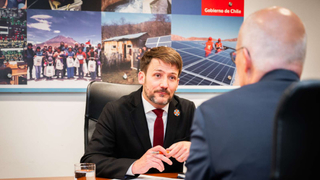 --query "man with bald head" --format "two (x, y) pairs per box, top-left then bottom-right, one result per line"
(186, 7), (307, 180)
